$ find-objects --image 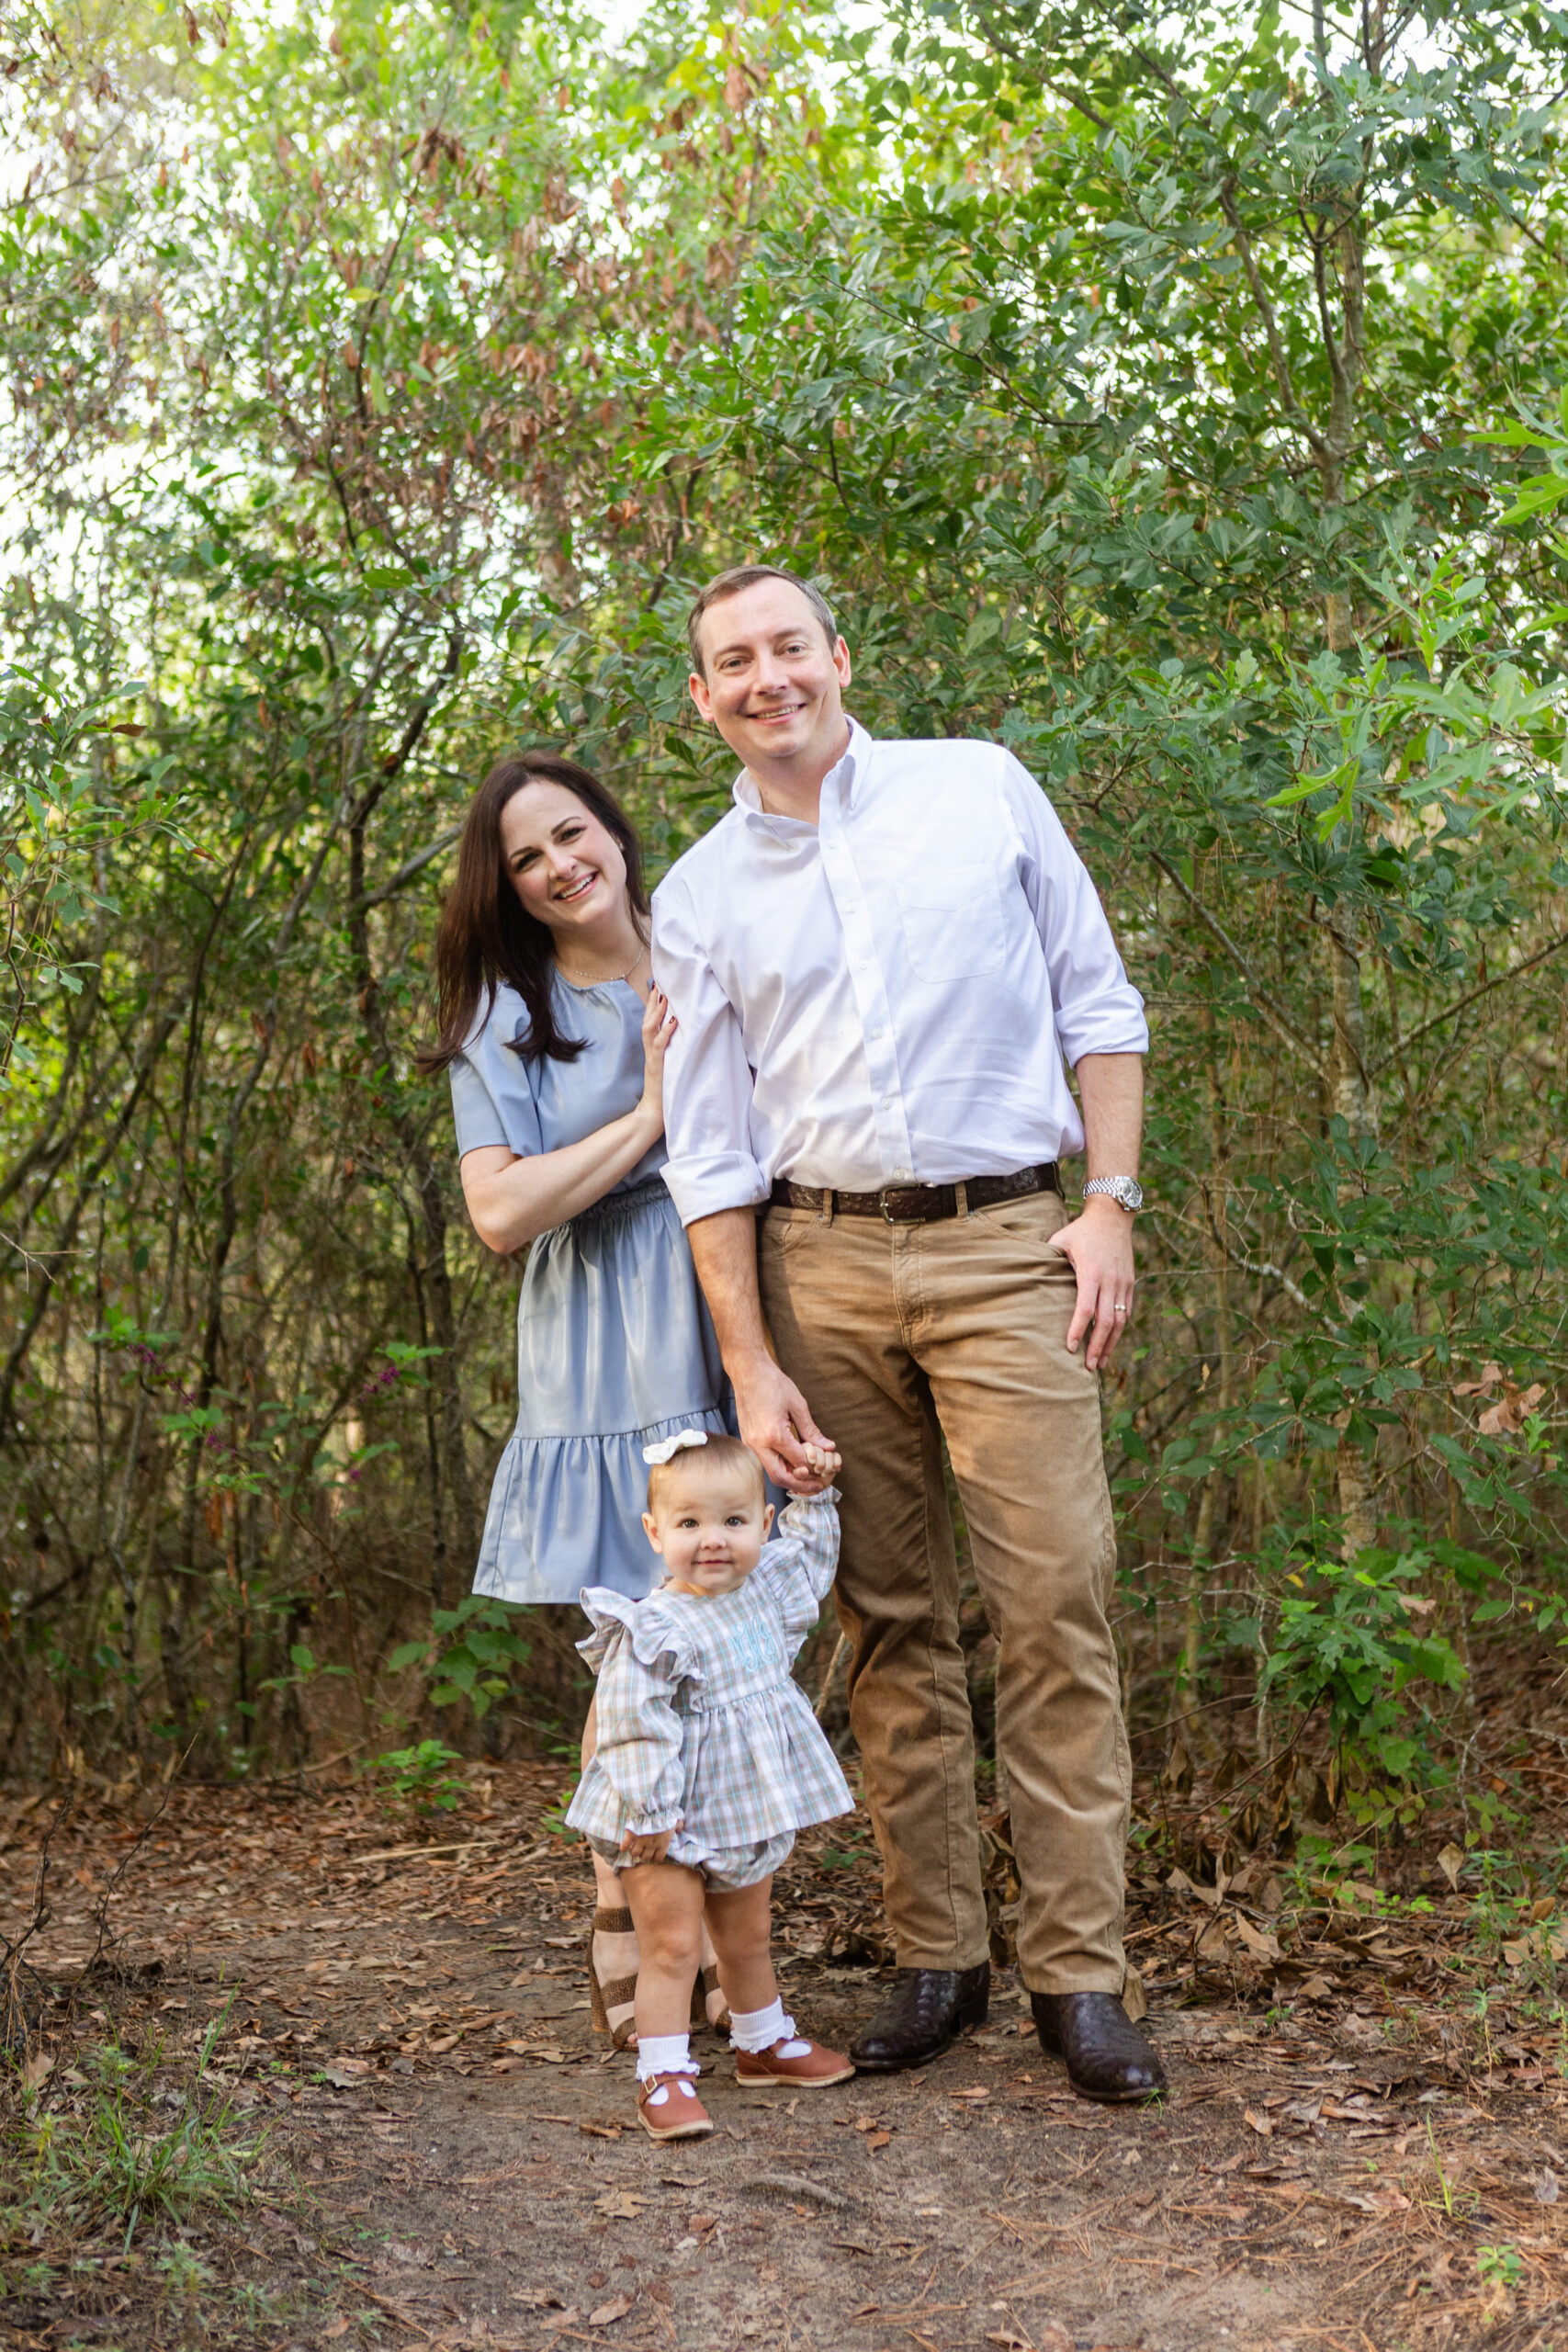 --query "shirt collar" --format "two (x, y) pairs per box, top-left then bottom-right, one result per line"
(731, 716), (871, 833)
